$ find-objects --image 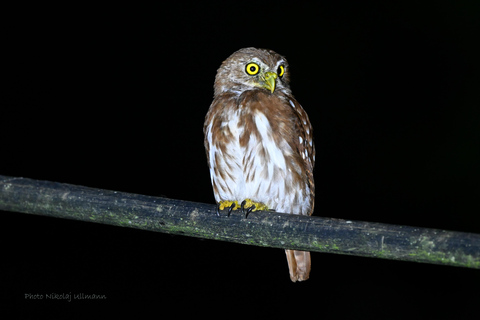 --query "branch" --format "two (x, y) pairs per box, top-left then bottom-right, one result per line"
(1, 175), (479, 269)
